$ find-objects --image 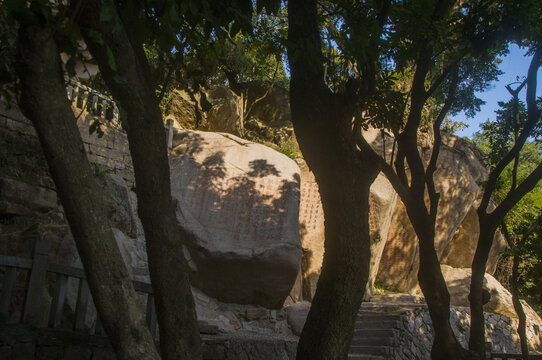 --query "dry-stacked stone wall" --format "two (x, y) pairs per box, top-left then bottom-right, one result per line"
(0, 100), (135, 188)
(394, 306), (542, 359)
